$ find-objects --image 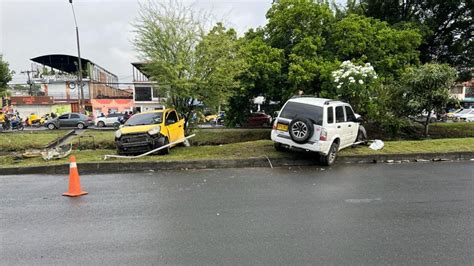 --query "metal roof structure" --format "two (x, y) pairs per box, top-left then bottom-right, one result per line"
(131, 62), (151, 79)
(30, 54), (117, 78)
(31, 54), (90, 74)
